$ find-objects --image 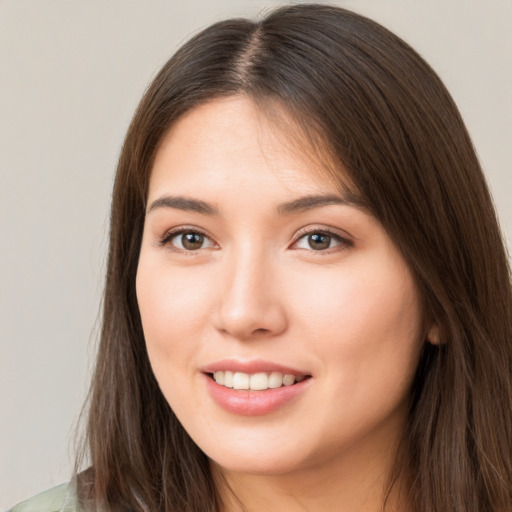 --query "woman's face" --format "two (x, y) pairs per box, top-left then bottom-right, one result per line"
(136, 96), (426, 476)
